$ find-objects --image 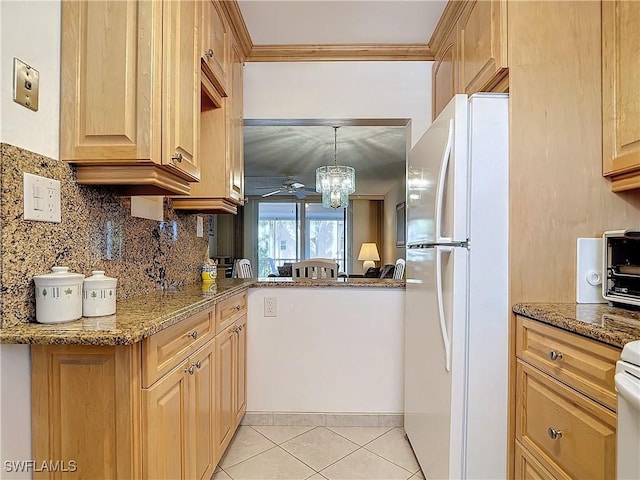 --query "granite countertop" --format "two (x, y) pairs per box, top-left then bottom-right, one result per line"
(513, 303), (640, 348)
(0, 277), (404, 346)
